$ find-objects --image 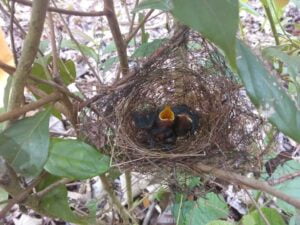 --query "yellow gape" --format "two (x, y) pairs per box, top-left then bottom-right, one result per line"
(159, 106), (175, 121)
